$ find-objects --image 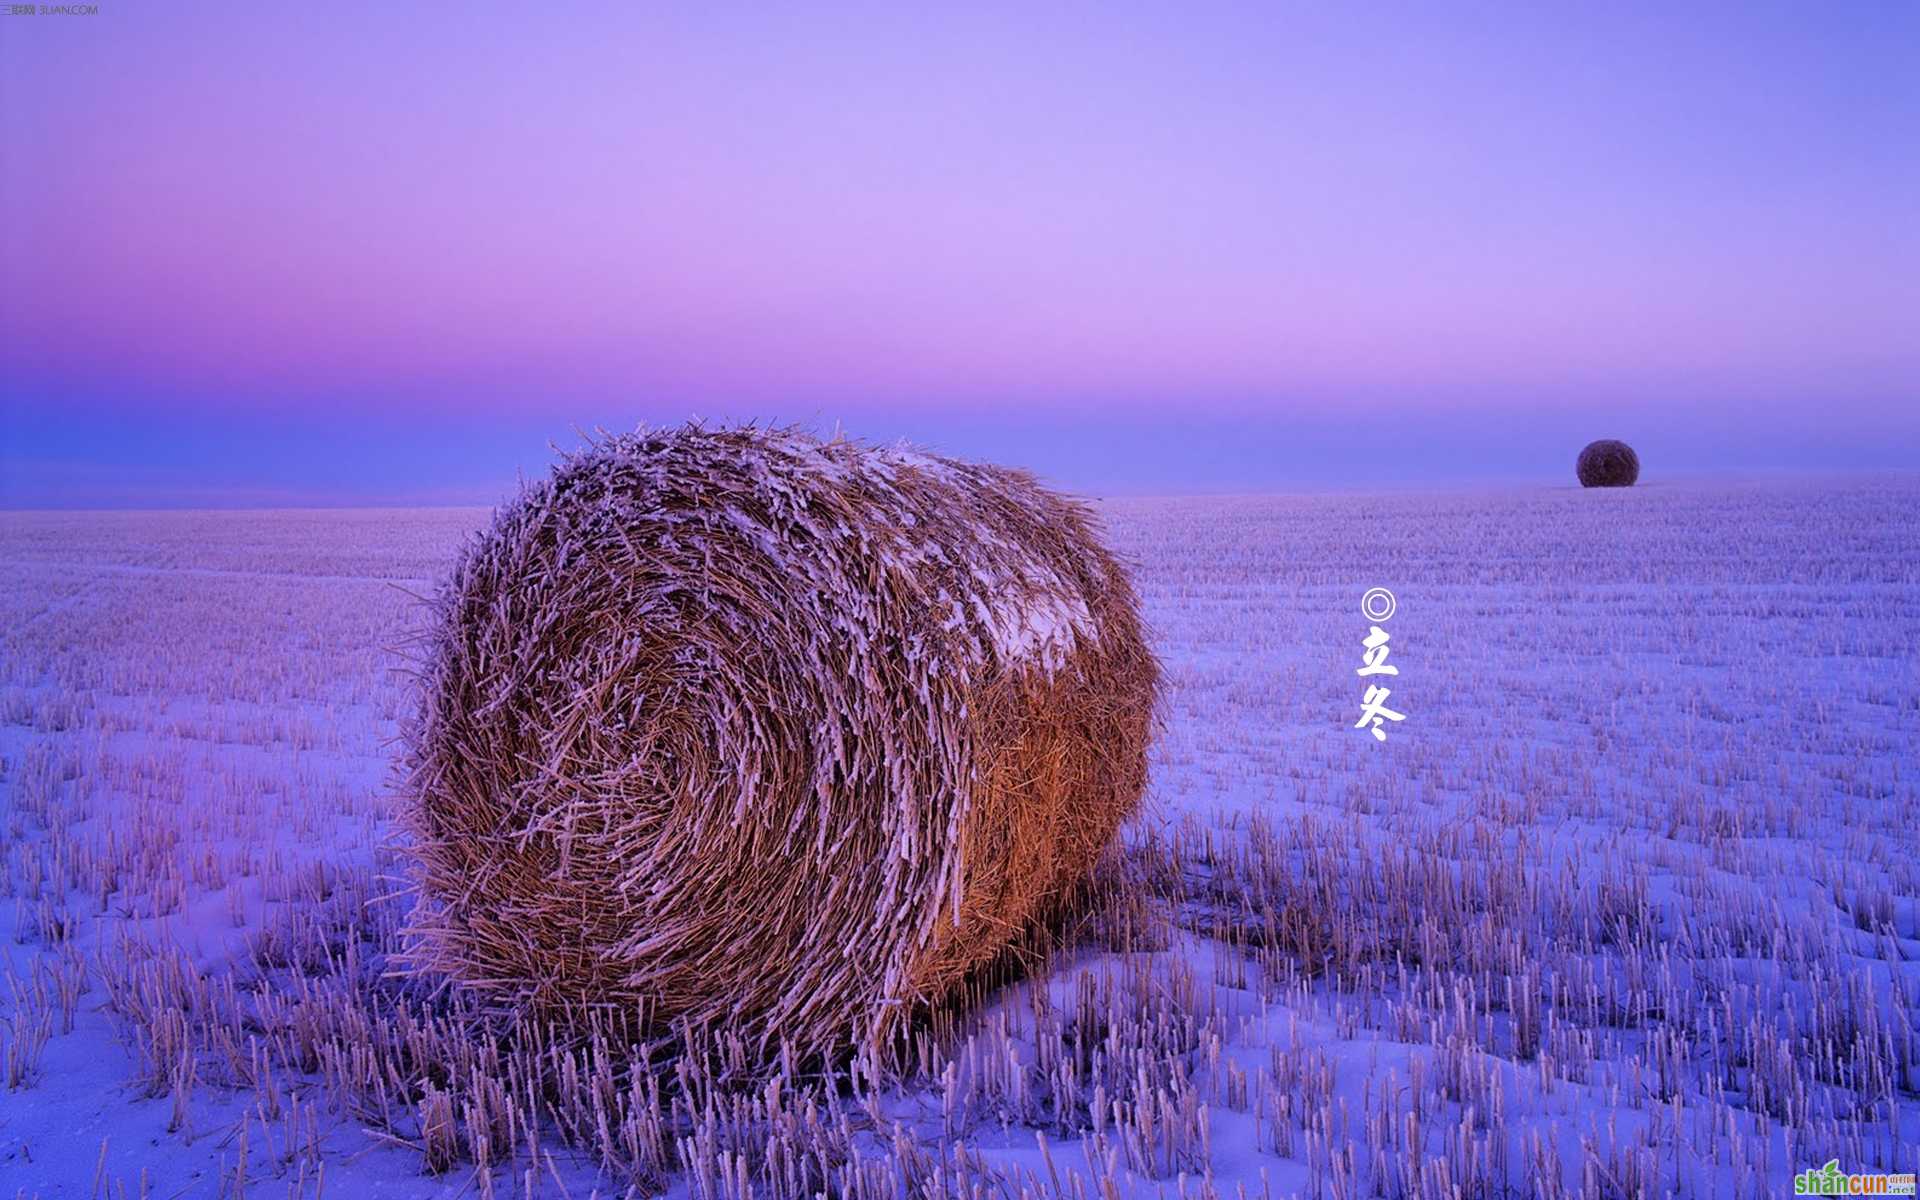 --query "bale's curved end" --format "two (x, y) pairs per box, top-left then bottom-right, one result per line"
(401, 426), (1158, 1059)
(1576, 439), (1640, 488)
